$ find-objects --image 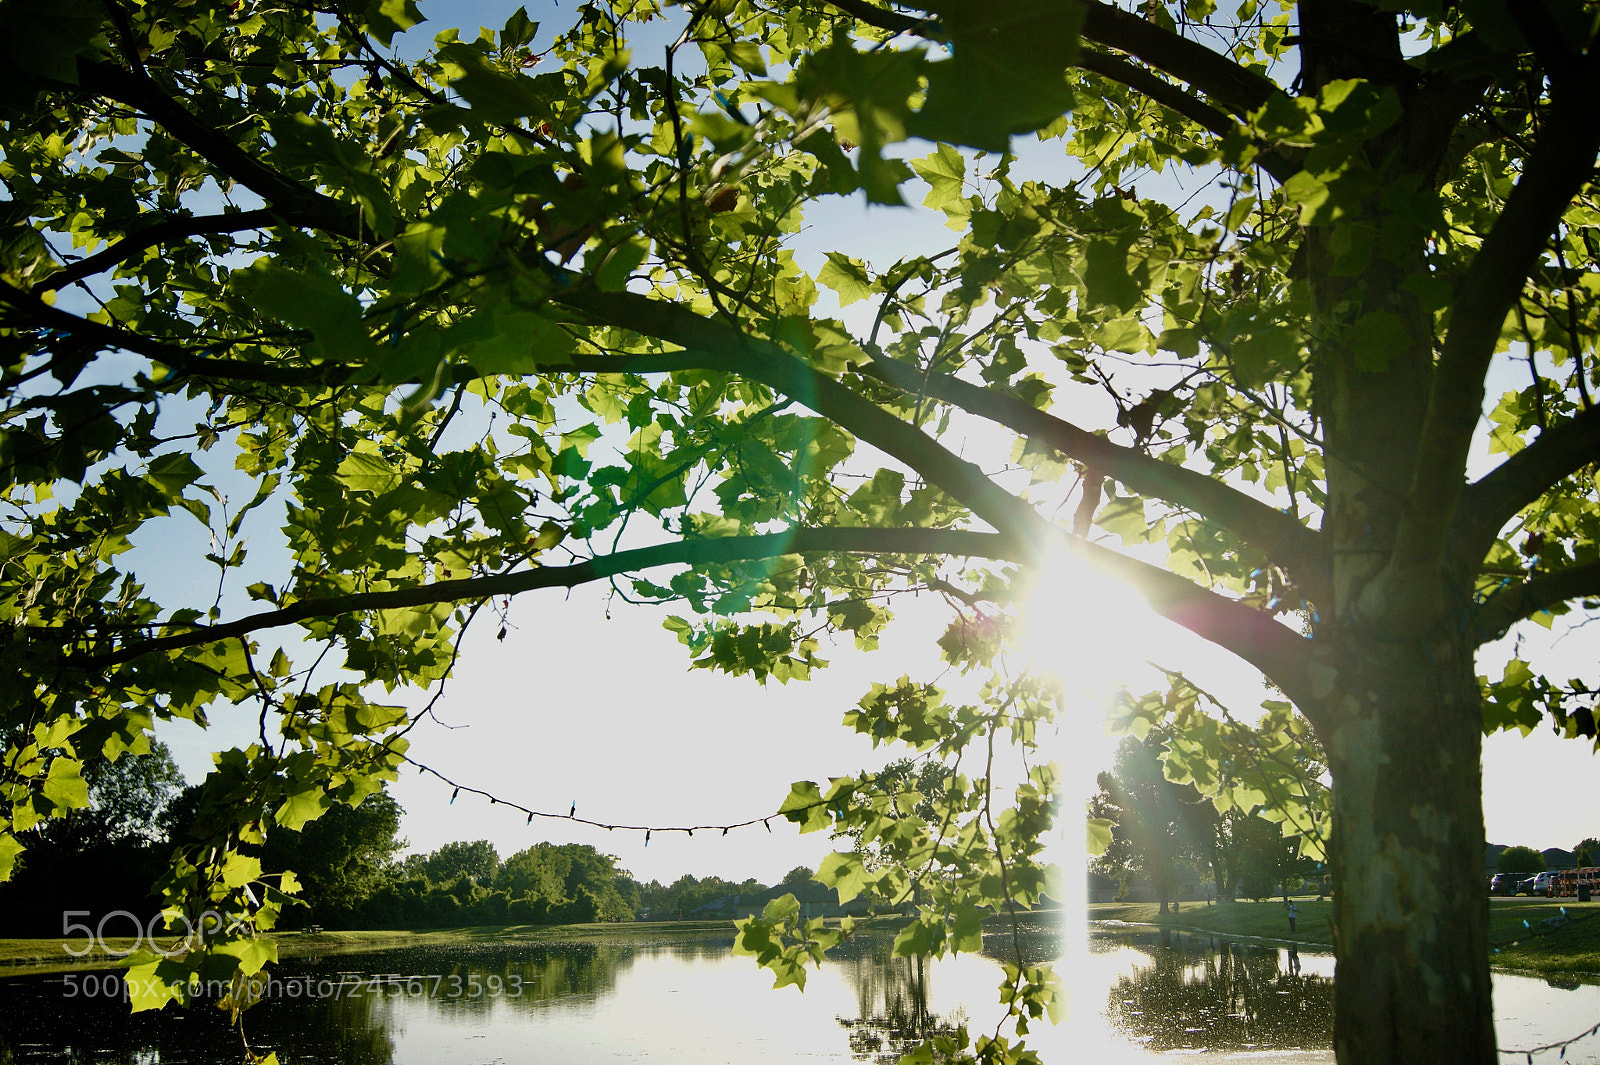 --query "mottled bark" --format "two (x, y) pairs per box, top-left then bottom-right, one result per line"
(1316, 630), (1494, 1065)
